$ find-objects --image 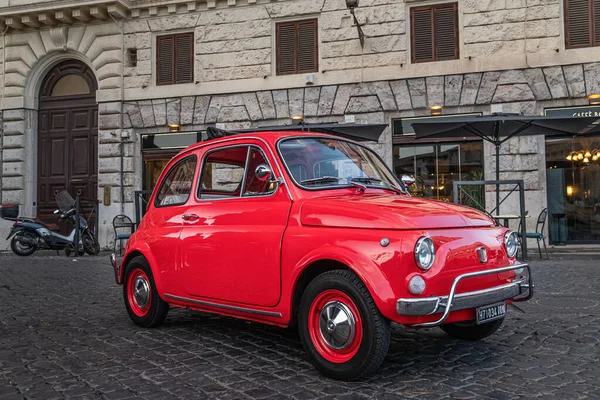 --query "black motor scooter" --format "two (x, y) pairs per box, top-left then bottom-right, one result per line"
(0, 191), (100, 257)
